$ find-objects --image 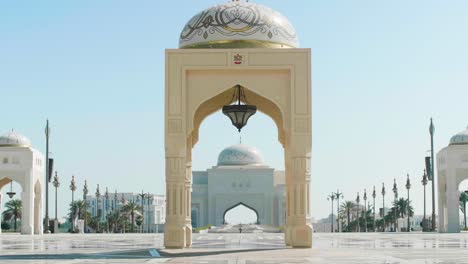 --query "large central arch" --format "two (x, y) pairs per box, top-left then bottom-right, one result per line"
(164, 49), (312, 248)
